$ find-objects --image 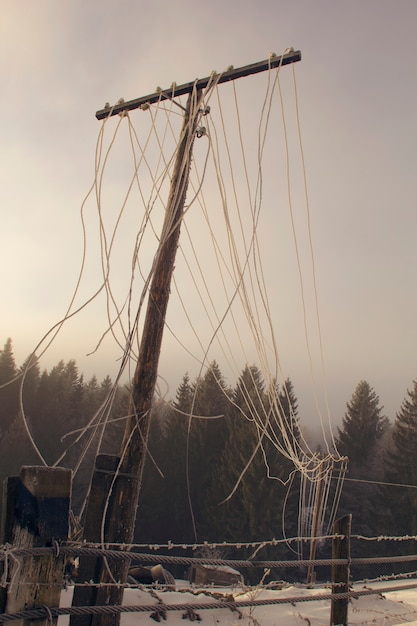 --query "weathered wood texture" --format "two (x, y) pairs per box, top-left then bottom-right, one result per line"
(71, 454), (135, 626)
(0, 465), (71, 626)
(71, 88), (204, 626)
(330, 514), (352, 626)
